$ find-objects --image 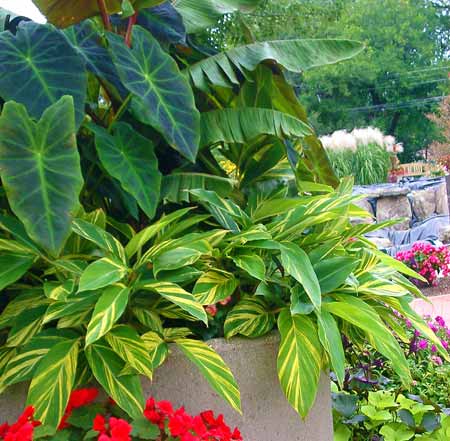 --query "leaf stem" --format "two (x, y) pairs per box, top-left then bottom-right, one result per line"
(125, 12), (138, 47)
(97, 0), (112, 31)
(108, 94), (132, 131)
